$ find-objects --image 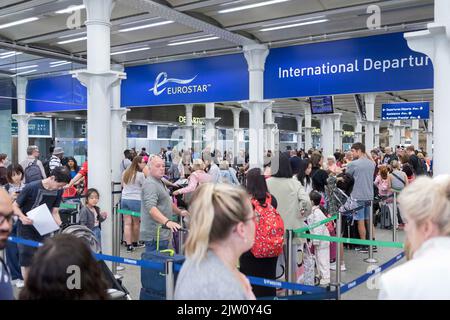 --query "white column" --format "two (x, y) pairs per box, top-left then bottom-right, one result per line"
(111, 64), (127, 184)
(264, 107), (276, 152)
(405, 0), (450, 174)
(72, 0), (125, 260)
(204, 103), (219, 152)
(426, 118), (433, 158)
(320, 114), (334, 158)
(184, 104), (194, 152)
(364, 93), (376, 151)
(400, 127), (407, 145)
(304, 106), (313, 150)
(296, 115), (303, 150)
(392, 120), (402, 147)
(374, 121), (381, 148)
(354, 116), (363, 143)
(232, 108), (241, 163)
(12, 77), (29, 163)
(333, 113), (342, 152)
(410, 119), (420, 148)
(388, 127), (394, 147)
(242, 44), (269, 169)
